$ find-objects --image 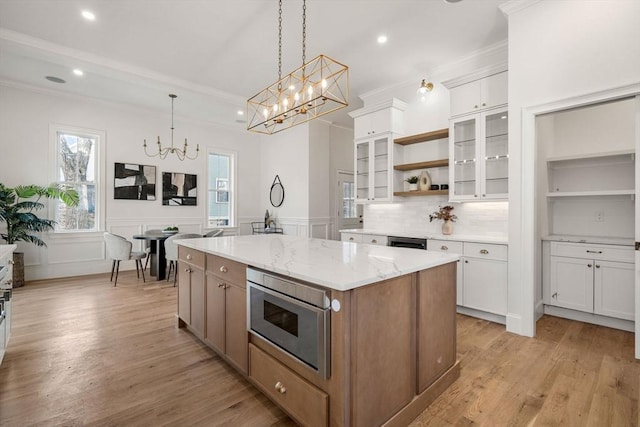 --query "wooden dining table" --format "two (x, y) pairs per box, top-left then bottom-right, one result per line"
(132, 232), (172, 280)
